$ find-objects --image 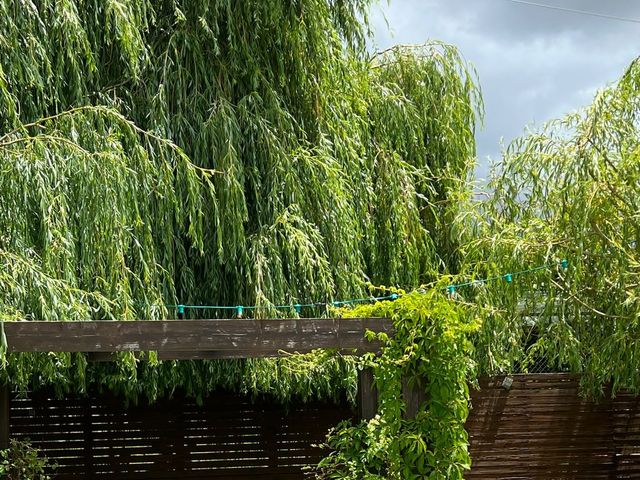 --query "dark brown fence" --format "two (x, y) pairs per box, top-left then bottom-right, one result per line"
(8, 374), (640, 479)
(467, 374), (640, 479)
(10, 390), (353, 479)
